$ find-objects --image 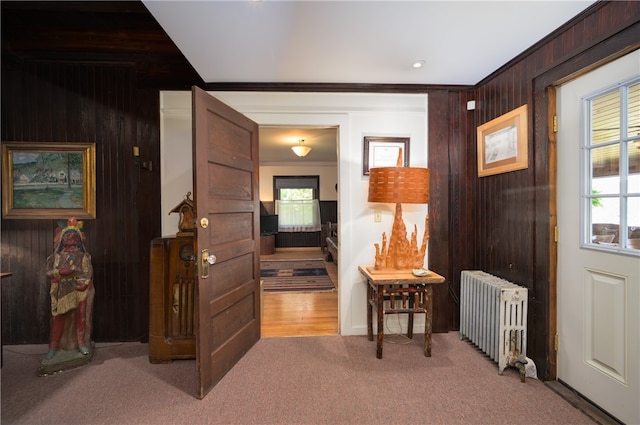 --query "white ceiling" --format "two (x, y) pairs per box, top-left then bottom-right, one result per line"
(259, 126), (338, 163)
(143, 0), (596, 162)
